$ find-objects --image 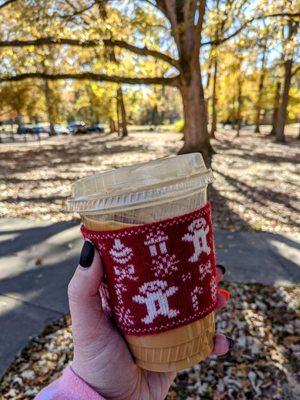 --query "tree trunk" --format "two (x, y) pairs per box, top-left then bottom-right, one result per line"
(109, 117), (117, 133)
(210, 57), (218, 138)
(152, 104), (159, 126)
(269, 81), (281, 135)
(276, 59), (293, 142)
(117, 86), (128, 137)
(205, 49), (213, 123)
(44, 80), (56, 136)
(254, 45), (267, 133)
(236, 76), (243, 137)
(178, 63), (213, 166)
(275, 21), (296, 143)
